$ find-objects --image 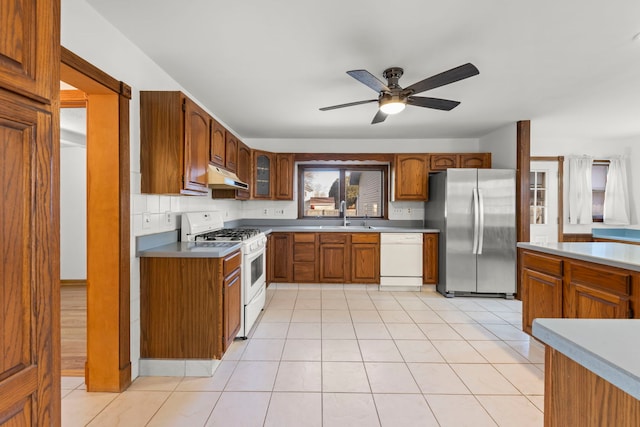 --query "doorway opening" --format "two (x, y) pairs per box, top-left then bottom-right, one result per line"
(60, 48), (132, 392)
(59, 85), (87, 376)
(530, 156), (564, 243)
